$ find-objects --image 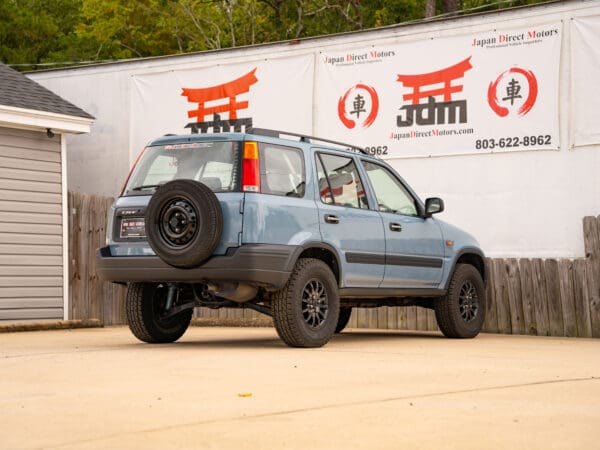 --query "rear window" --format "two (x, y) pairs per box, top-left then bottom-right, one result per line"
(259, 143), (305, 197)
(123, 141), (240, 195)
